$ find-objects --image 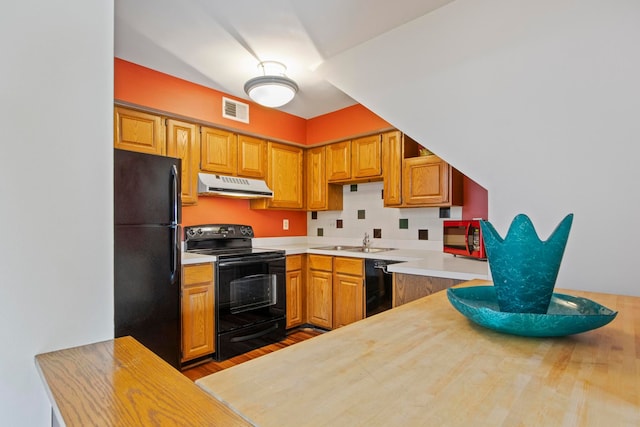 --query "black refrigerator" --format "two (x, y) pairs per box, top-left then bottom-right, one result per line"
(114, 148), (182, 368)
